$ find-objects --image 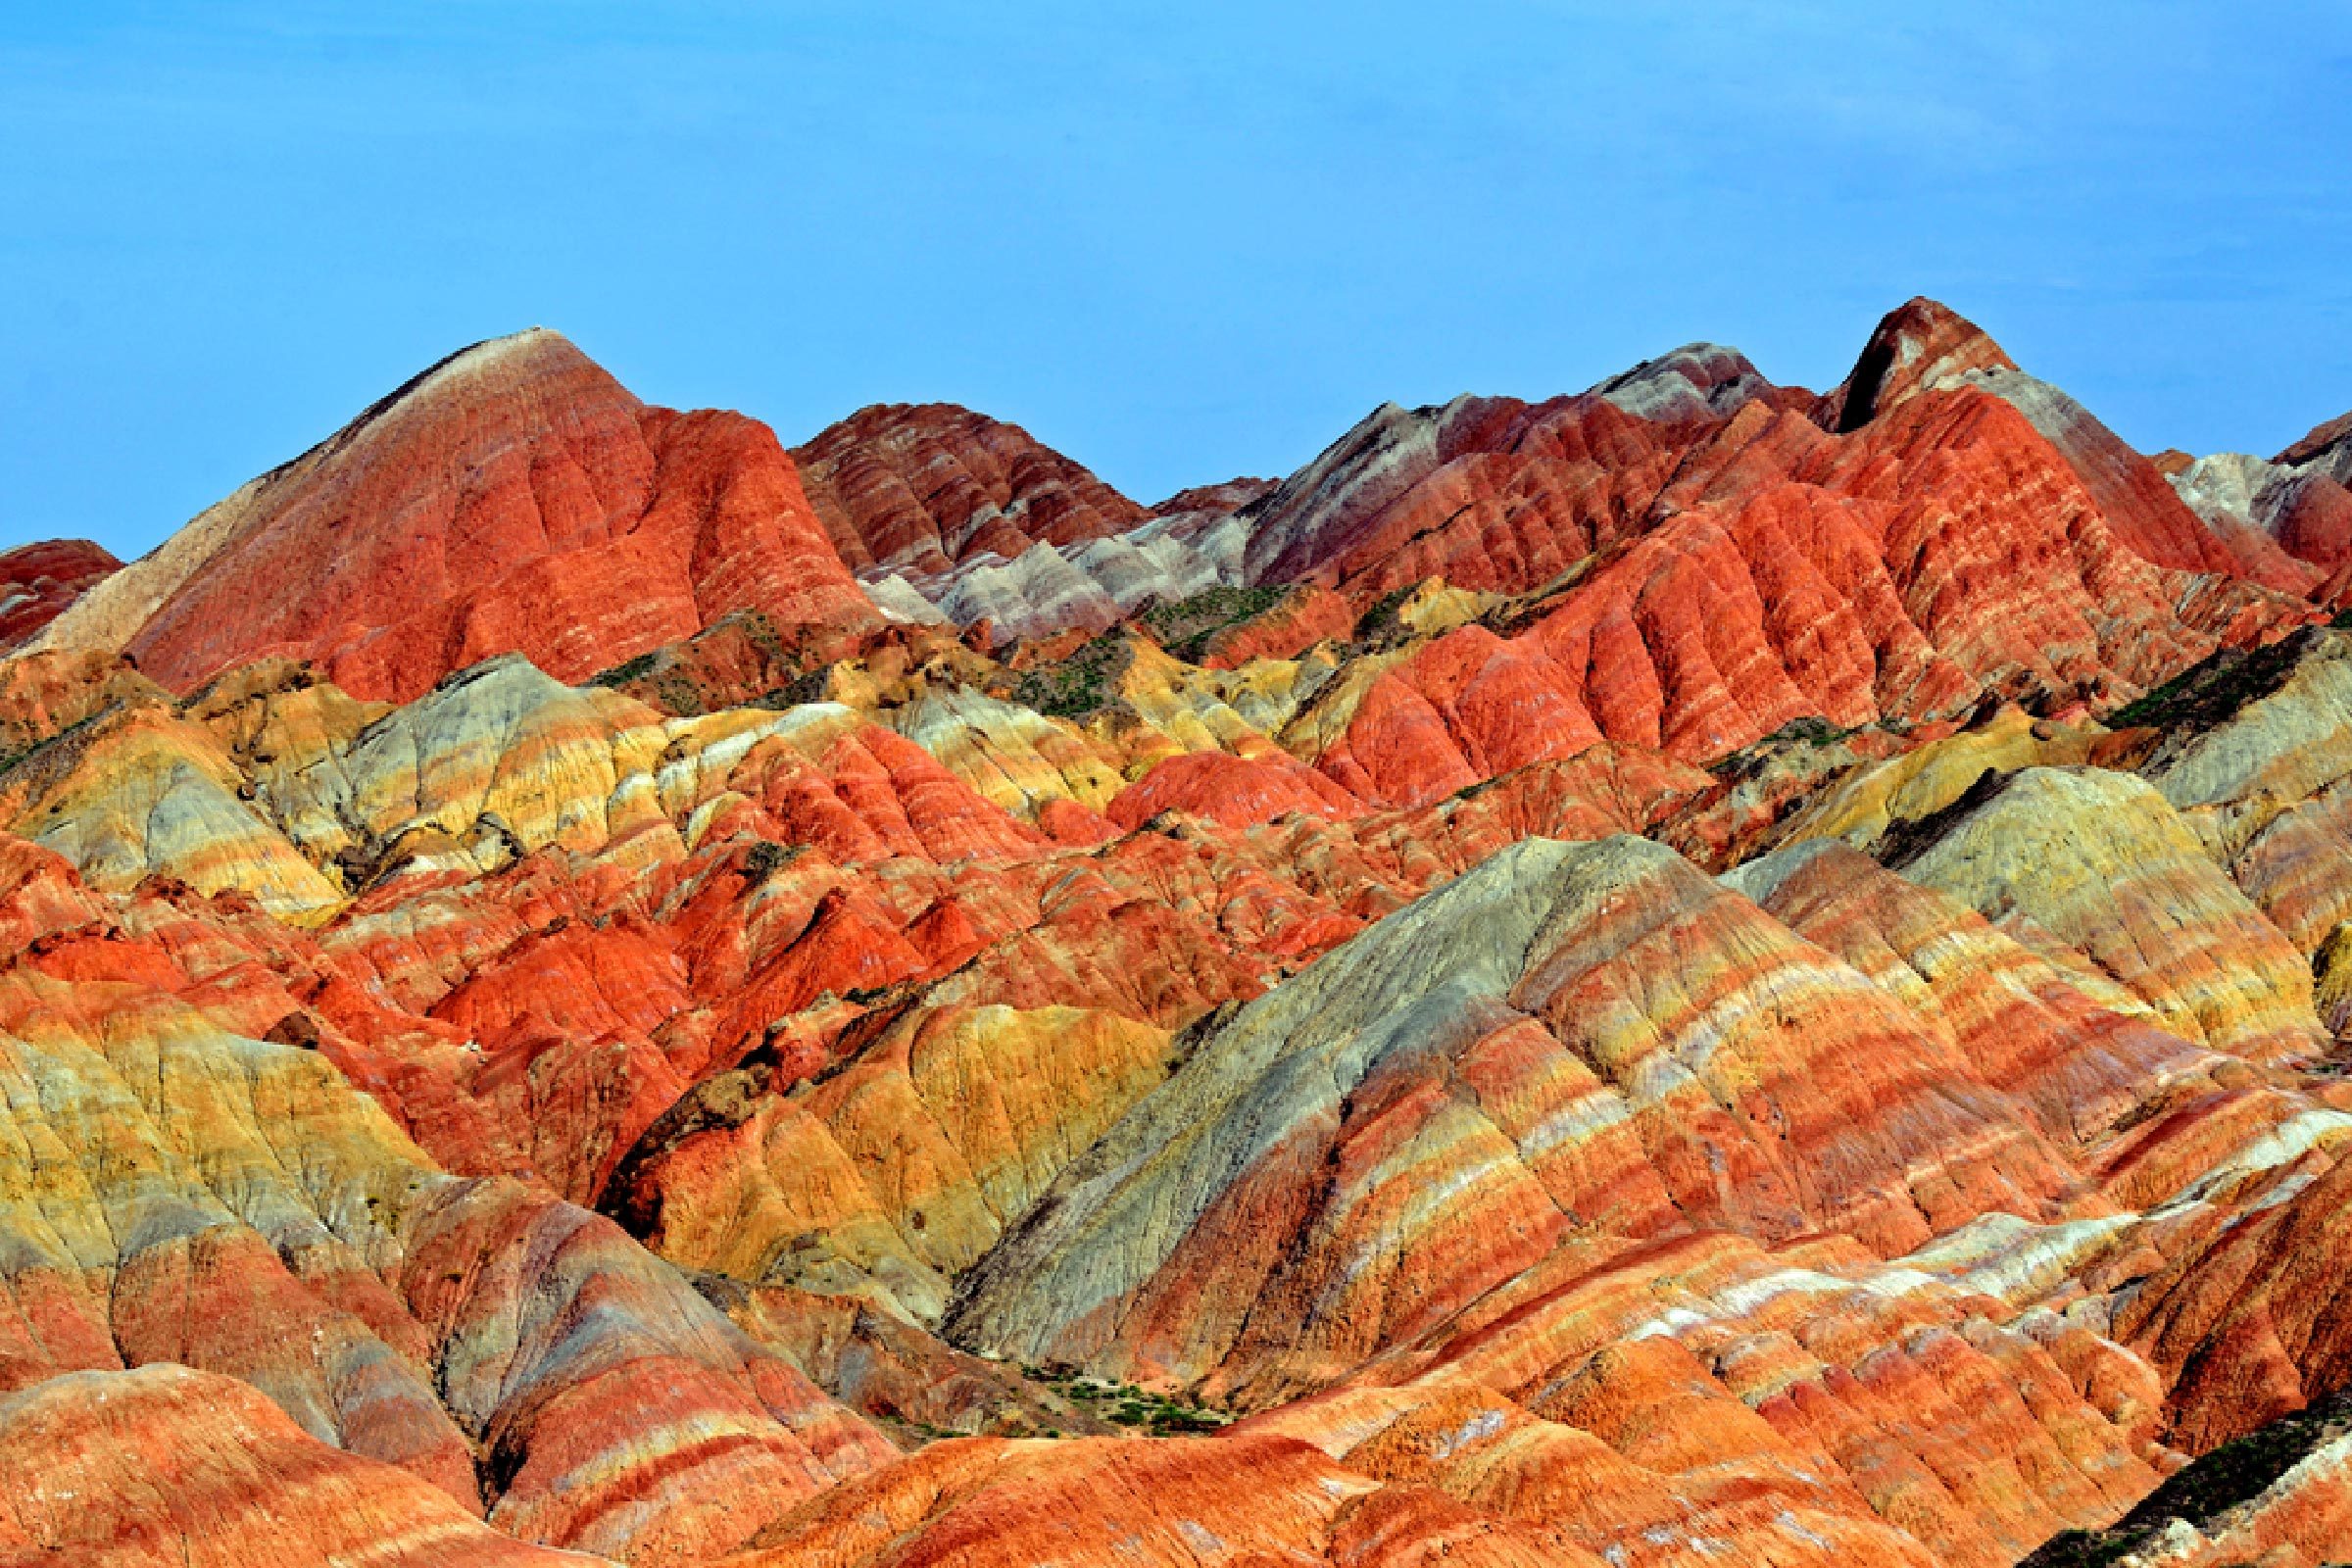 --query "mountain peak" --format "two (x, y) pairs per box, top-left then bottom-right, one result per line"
(217, 329), (628, 513)
(2279, 407), (2352, 482)
(1590, 341), (1776, 423)
(23, 327), (867, 700)
(792, 400), (1148, 576)
(1824, 296), (2017, 431)
(368, 325), (589, 411)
